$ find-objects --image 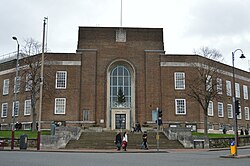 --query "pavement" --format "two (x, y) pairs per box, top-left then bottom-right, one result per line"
(1, 146), (250, 159)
